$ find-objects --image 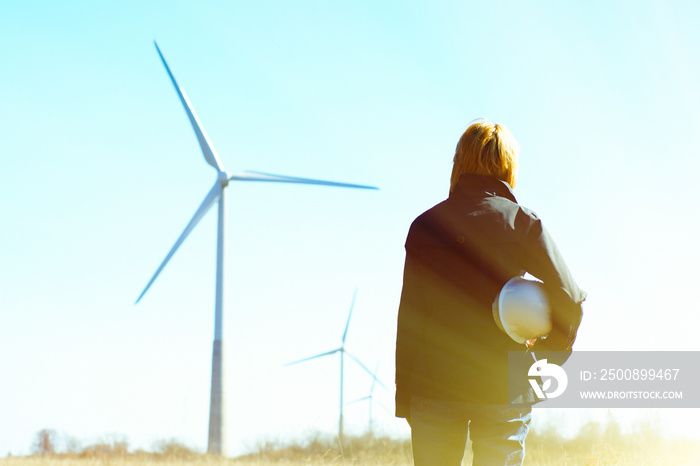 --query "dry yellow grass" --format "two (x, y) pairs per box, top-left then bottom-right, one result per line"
(3, 427), (700, 465)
